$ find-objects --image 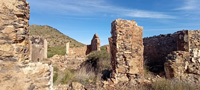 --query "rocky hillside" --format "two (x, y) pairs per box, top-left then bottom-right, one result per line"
(29, 25), (85, 57)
